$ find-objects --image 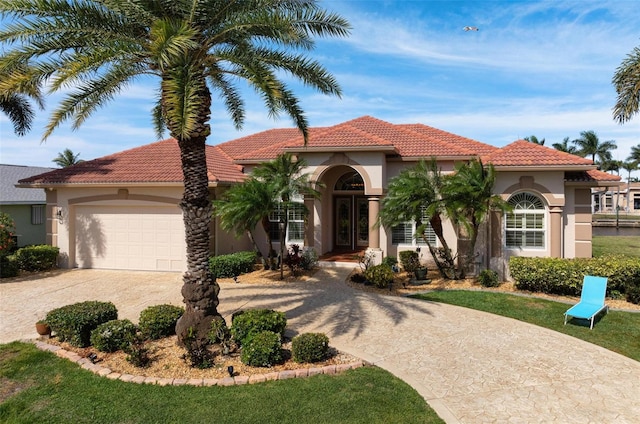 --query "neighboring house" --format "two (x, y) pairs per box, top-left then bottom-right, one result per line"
(1, 164), (56, 247)
(593, 181), (640, 215)
(18, 116), (621, 276)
